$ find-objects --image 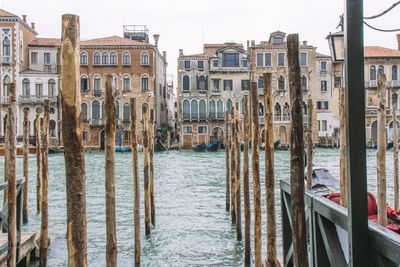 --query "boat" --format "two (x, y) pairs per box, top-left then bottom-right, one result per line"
(48, 147), (64, 154)
(259, 139), (281, 151)
(387, 140), (394, 149)
(115, 147), (132, 153)
(206, 141), (220, 152)
(366, 140), (377, 149)
(193, 143), (206, 152)
(240, 142), (244, 151)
